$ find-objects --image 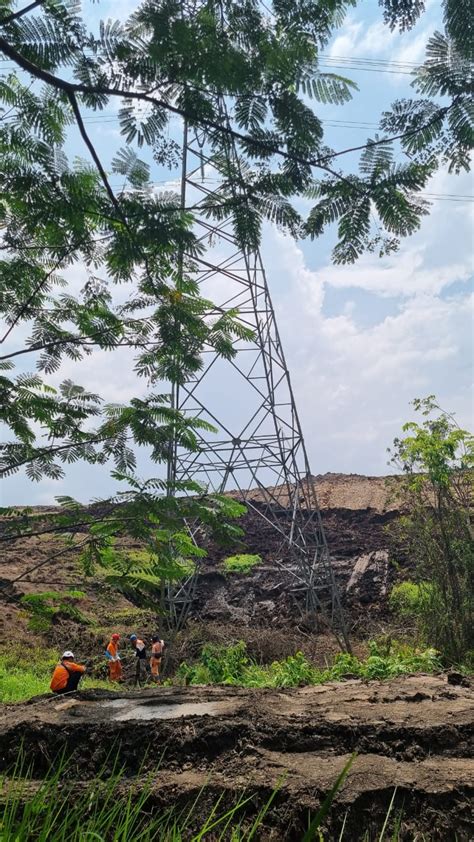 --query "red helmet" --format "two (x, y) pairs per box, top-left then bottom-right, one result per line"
(111, 633), (120, 641)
